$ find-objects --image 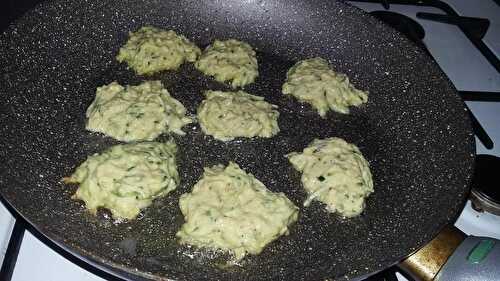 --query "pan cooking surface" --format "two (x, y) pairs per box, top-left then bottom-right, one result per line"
(0, 0), (474, 280)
